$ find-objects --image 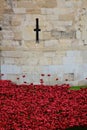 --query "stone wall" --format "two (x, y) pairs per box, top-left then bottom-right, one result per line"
(0, 0), (87, 85)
